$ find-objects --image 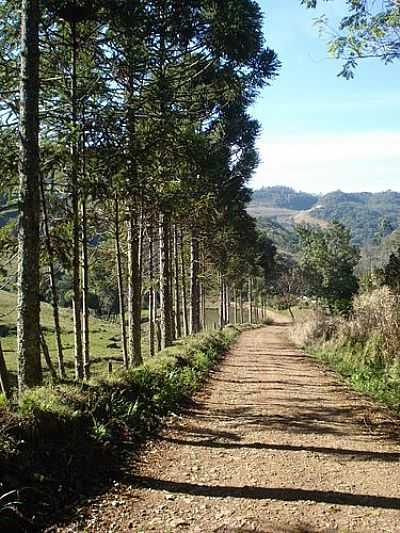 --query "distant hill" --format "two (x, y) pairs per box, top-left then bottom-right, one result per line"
(249, 186), (400, 252)
(251, 186), (318, 211)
